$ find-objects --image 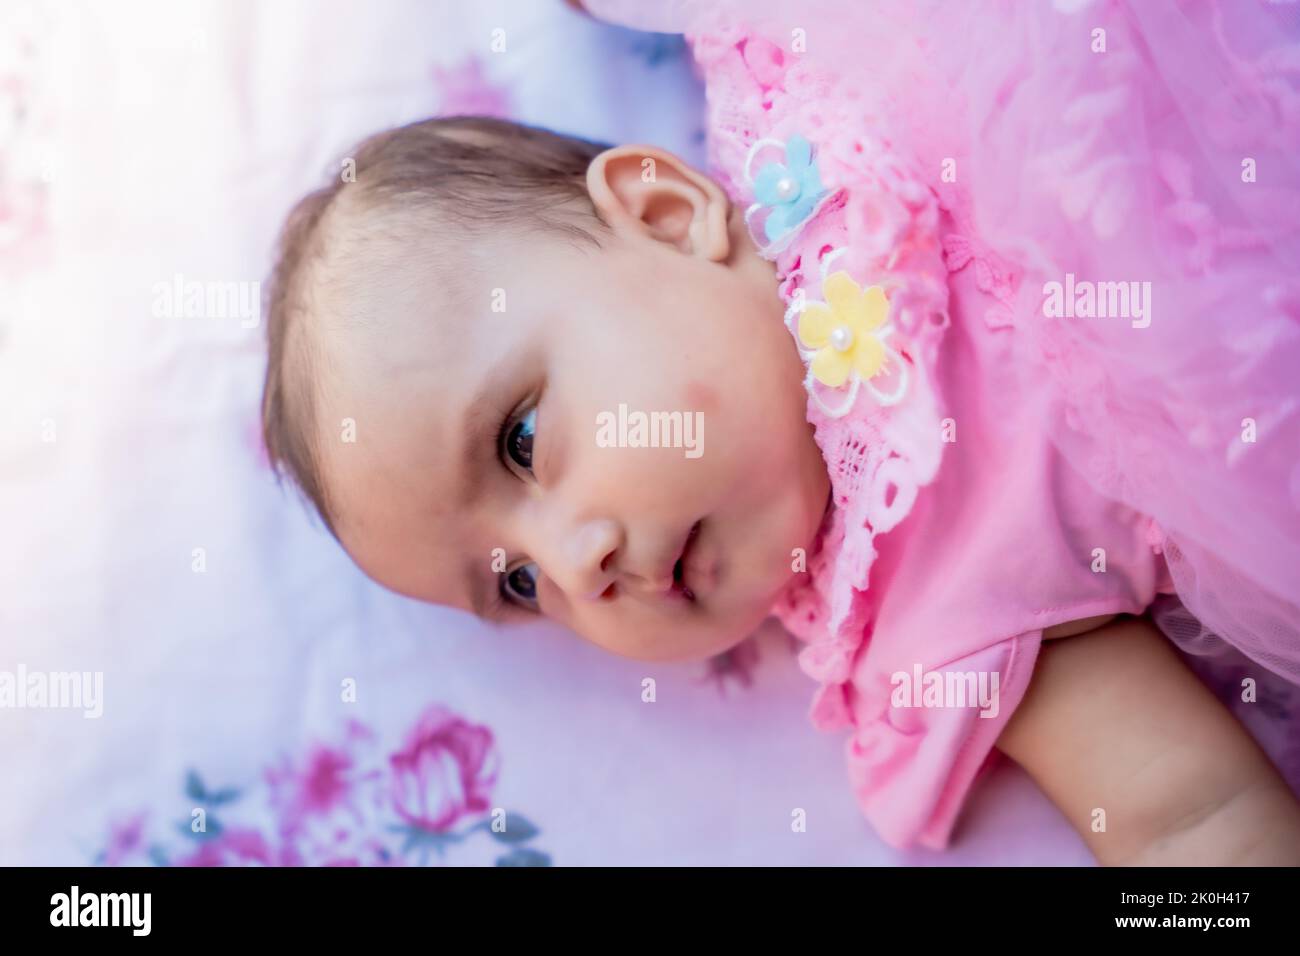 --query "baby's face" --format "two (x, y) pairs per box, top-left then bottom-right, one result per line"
(319, 194), (829, 662)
